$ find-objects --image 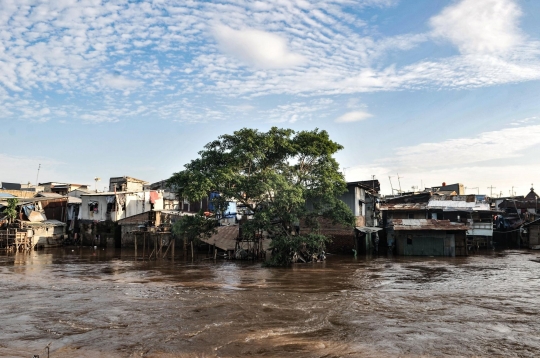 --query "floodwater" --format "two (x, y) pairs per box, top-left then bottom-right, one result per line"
(1, 249), (540, 357)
